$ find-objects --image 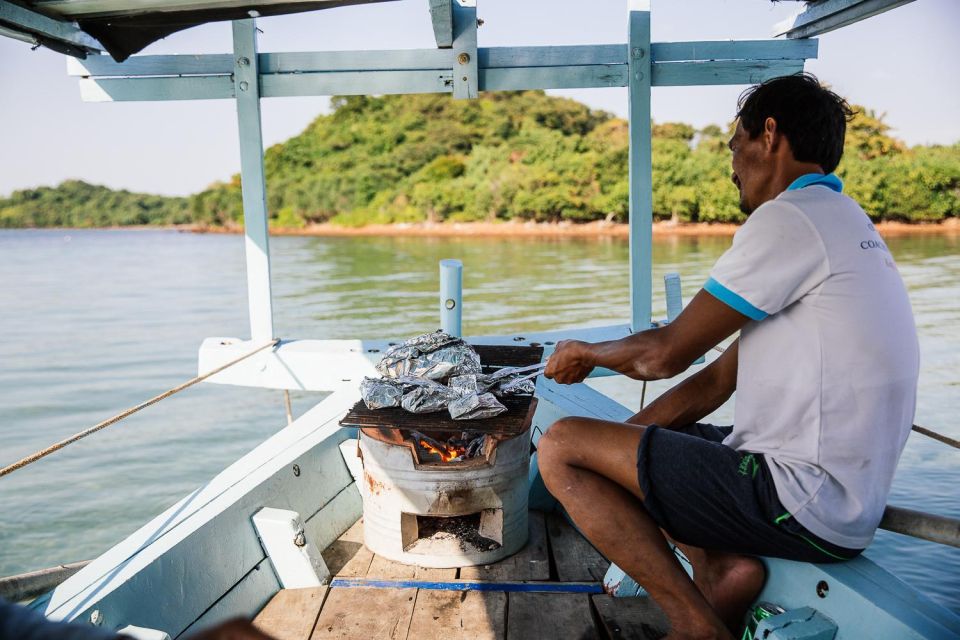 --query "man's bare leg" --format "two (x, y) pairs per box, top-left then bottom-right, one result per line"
(537, 417), (762, 639)
(673, 544), (765, 633)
